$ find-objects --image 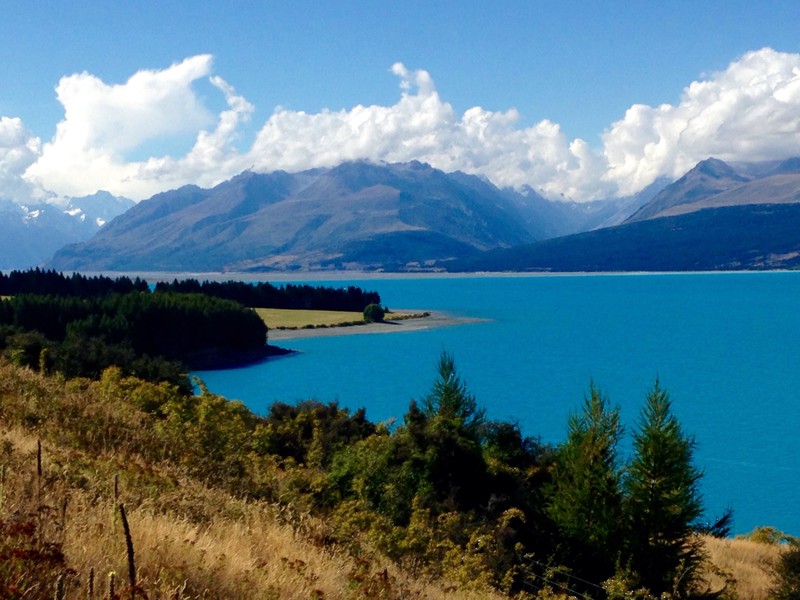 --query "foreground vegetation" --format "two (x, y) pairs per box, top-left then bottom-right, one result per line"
(0, 269), (795, 598)
(0, 350), (794, 599)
